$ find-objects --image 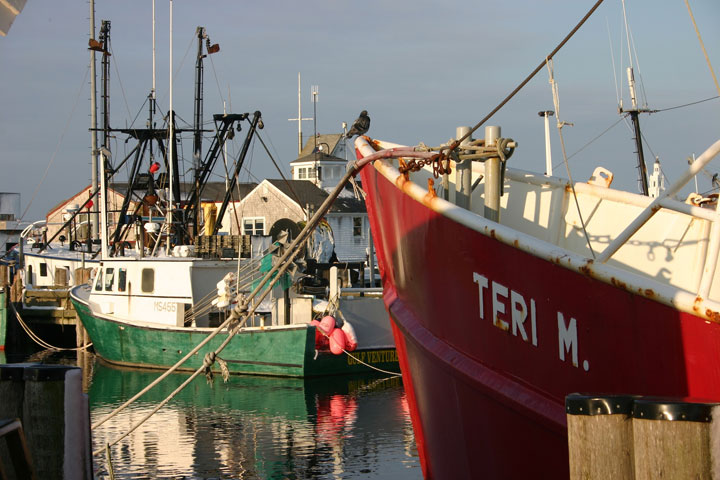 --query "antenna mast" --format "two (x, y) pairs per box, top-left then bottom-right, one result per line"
(288, 73), (312, 156)
(619, 0), (649, 195)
